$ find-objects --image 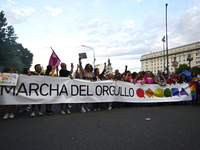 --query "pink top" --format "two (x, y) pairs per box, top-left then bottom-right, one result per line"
(144, 77), (154, 84)
(136, 79), (145, 84)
